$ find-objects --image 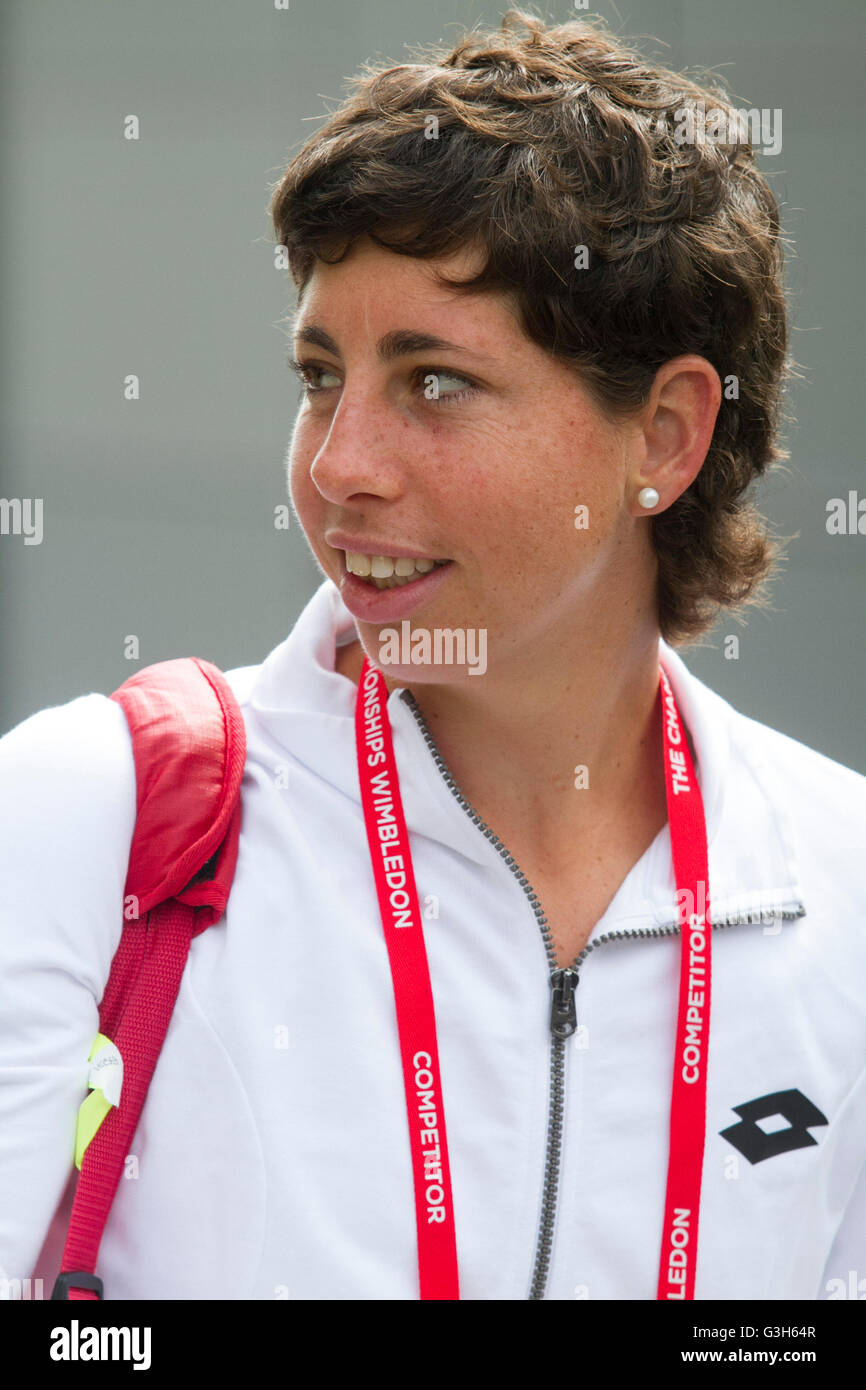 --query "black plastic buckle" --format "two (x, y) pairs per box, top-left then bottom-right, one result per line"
(51, 1270), (104, 1300)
